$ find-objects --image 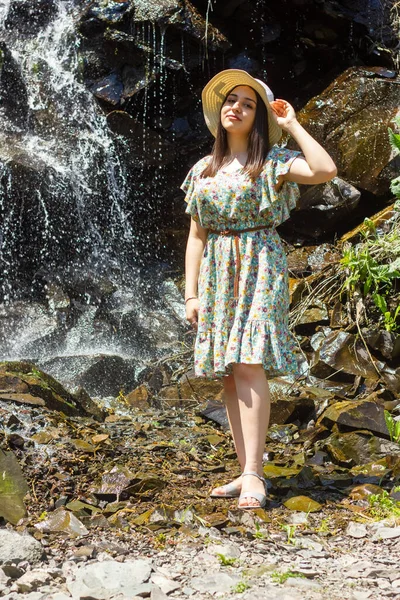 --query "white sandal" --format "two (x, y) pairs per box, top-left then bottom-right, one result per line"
(210, 479), (241, 498)
(238, 471), (267, 510)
